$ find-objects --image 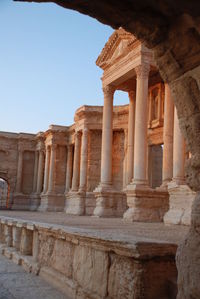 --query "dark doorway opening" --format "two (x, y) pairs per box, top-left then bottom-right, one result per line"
(148, 145), (163, 189)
